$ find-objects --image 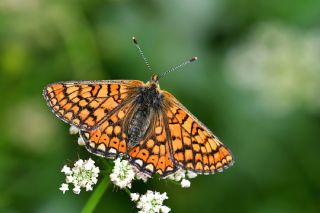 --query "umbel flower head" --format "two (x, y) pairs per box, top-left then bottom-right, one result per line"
(59, 158), (100, 194)
(131, 190), (171, 213)
(110, 158), (136, 188)
(225, 23), (320, 114)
